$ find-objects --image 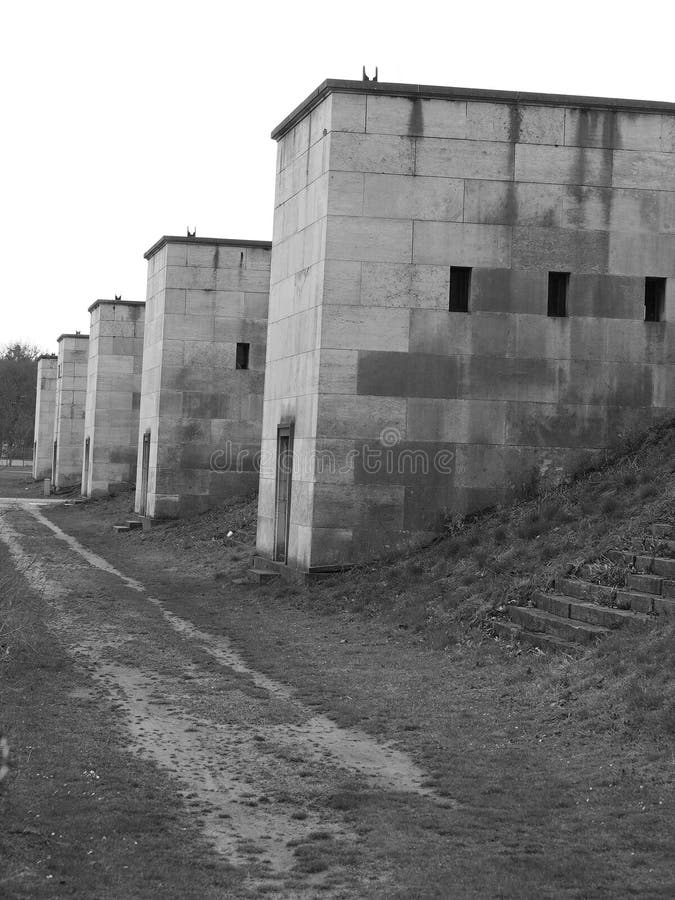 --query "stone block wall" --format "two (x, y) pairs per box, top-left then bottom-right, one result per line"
(53, 334), (89, 489)
(82, 300), (144, 497)
(32, 355), (57, 480)
(257, 80), (675, 571)
(135, 236), (271, 518)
